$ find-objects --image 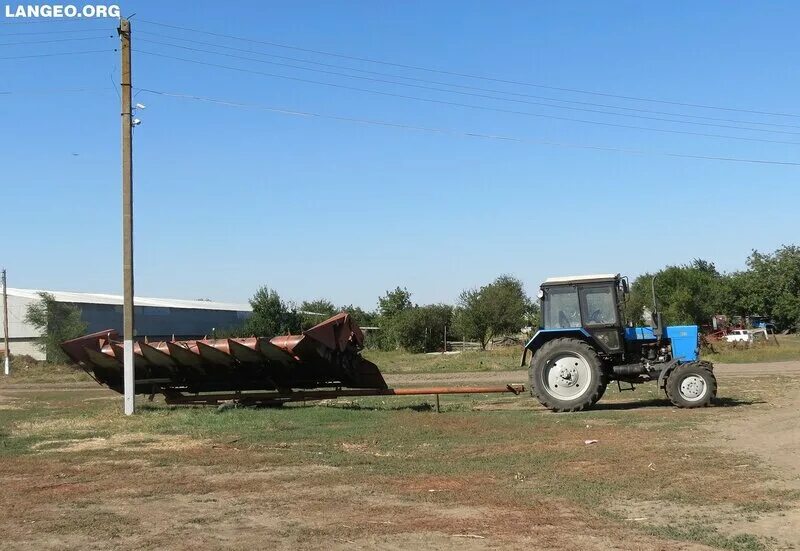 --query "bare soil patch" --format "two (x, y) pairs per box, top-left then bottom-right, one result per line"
(0, 449), (717, 551)
(611, 375), (800, 550)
